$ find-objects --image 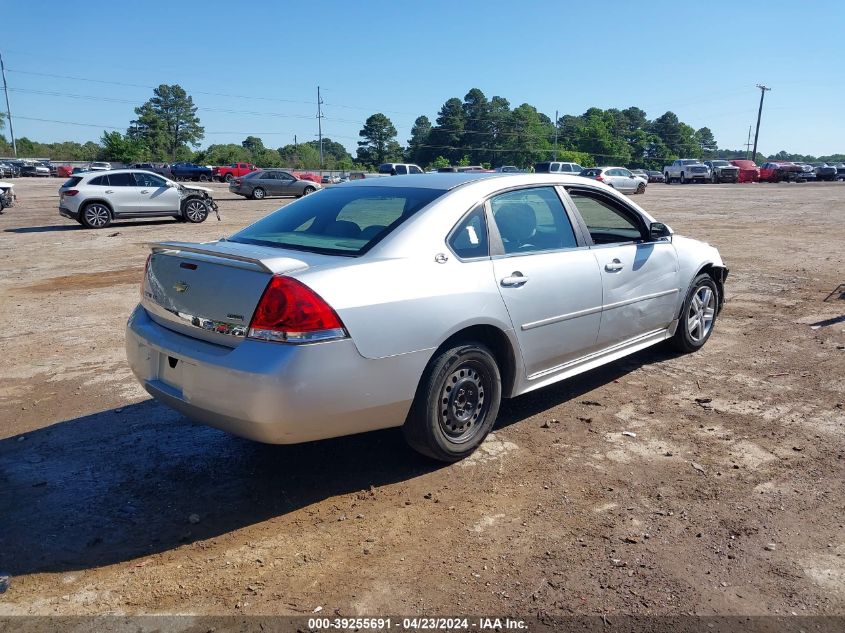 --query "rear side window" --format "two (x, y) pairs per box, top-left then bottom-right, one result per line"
(62, 177), (83, 188)
(581, 168), (601, 177)
(108, 172), (135, 186)
(230, 186), (444, 256)
(395, 165), (408, 175)
(489, 187), (577, 254)
(448, 205), (488, 259)
(89, 176), (107, 186)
